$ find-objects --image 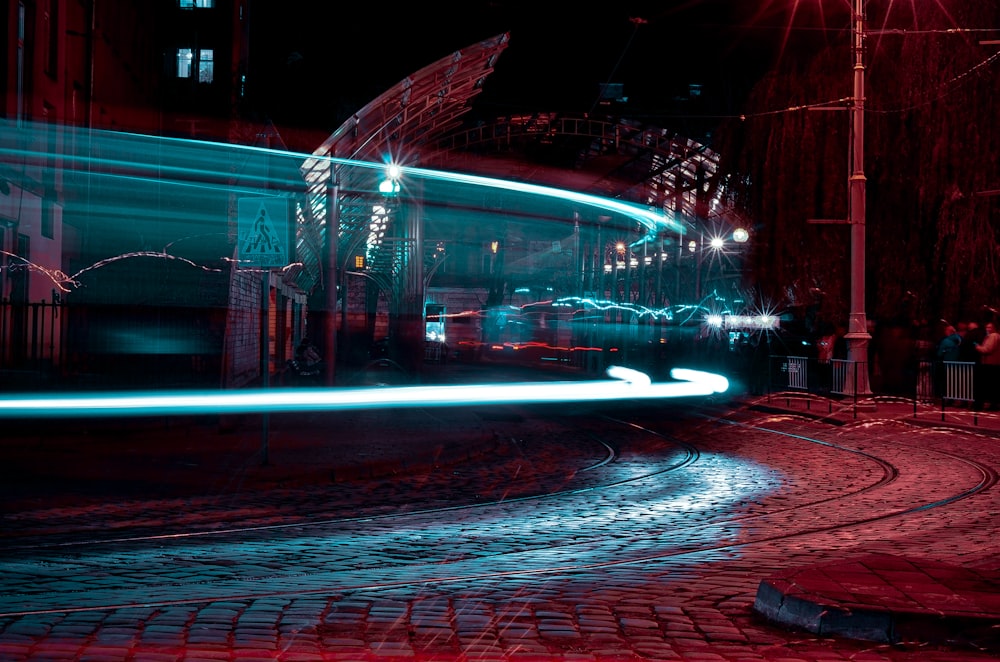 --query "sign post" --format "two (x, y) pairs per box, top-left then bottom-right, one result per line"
(238, 198), (288, 268)
(238, 197), (289, 465)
